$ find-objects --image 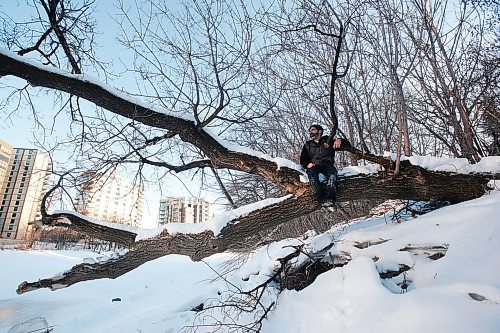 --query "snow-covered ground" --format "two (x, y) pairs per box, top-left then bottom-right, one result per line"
(1, 188), (500, 332)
